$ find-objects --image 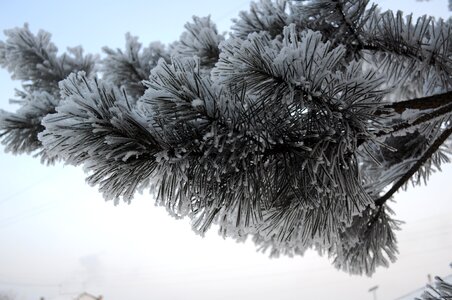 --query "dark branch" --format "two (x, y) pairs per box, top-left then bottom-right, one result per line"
(375, 125), (452, 206)
(377, 91), (452, 115)
(376, 101), (452, 138)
